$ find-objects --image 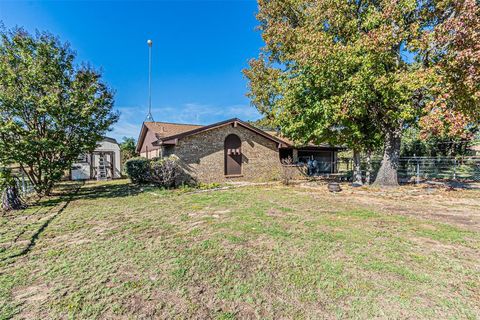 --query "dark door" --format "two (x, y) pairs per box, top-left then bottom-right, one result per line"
(224, 134), (242, 175)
